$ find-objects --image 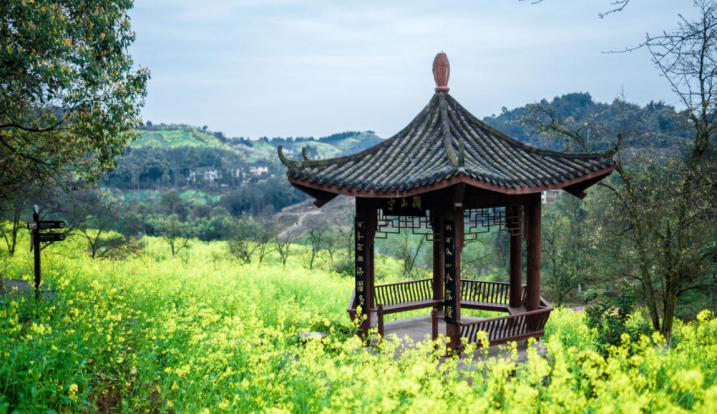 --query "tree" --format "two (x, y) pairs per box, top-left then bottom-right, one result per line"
(522, 1), (717, 339)
(397, 232), (426, 277)
(0, 0), (149, 199)
(335, 220), (355, 263)
(227, 215), (269, 264)
(542, 208), (577, 306)
(306, 227), (327, 270)
(254, 218), (277, 265)
(322, 230), (344, 269)
(160, 190), (188, 220)
(524, 0), (632, 18)
(616, 1), (717, 338)
(274, 233), (295, 268)
(155, 215), (191, 258)
(64, 190), (142, 259)
(0, 186), (44, 256)
(462, 237), (491, 279)
(0, 199), (23, 257)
